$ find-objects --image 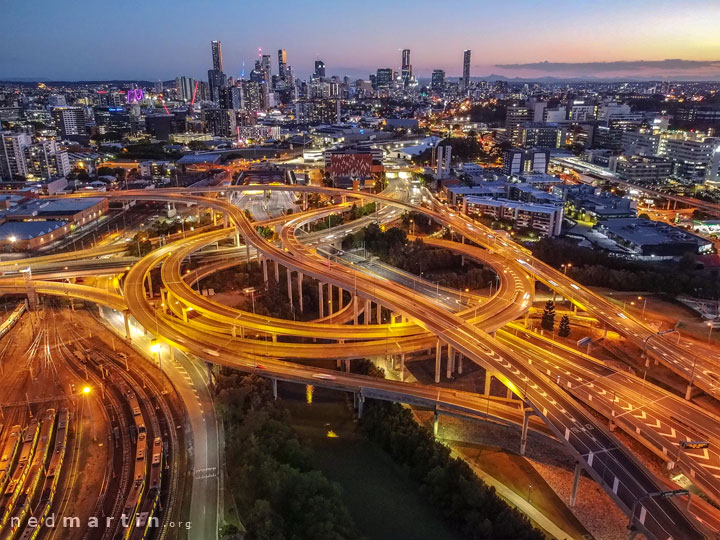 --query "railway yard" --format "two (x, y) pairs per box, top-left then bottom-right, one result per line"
(0, 302), (187, 540)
